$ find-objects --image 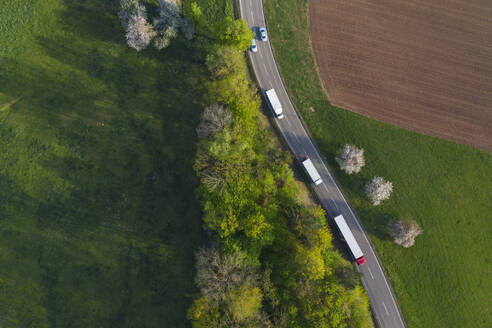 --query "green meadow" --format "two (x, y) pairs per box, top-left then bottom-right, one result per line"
(263, 0), (492, 327)
(0, 0), (205, 326)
